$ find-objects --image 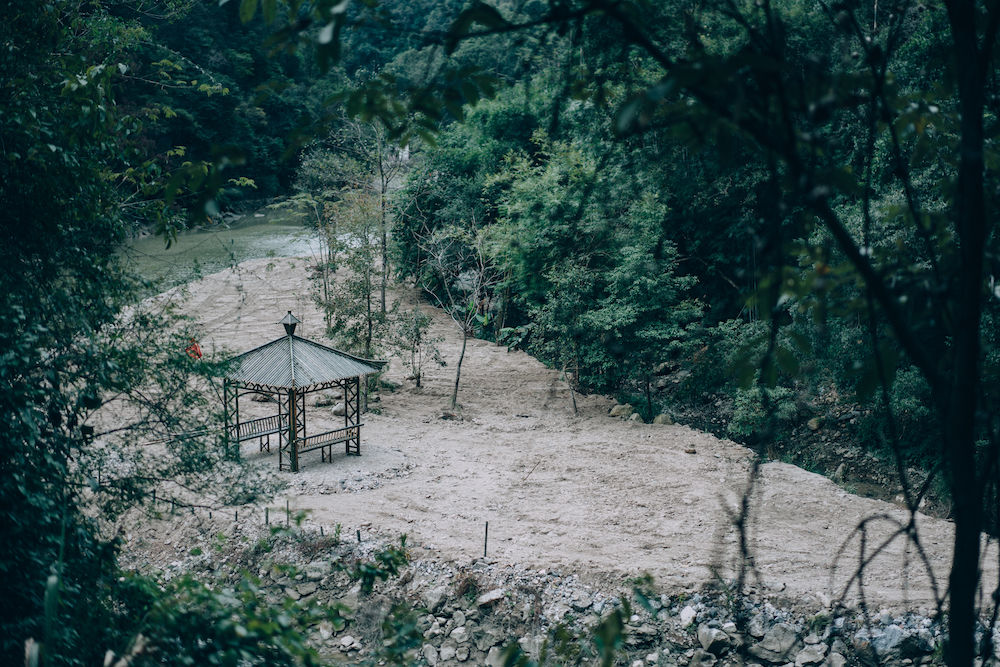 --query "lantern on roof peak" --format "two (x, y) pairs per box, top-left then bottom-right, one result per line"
(279, 311), (300, 336)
